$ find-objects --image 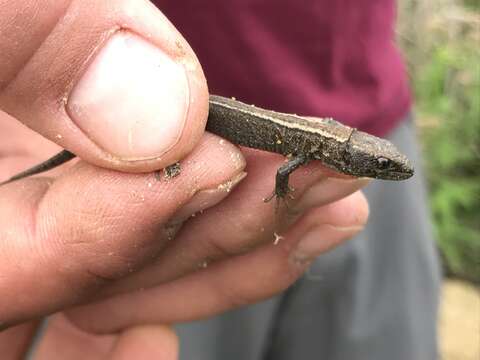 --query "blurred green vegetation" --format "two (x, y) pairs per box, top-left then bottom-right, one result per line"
(399, 0), (480, 282)
(463, 0), (480, 10)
